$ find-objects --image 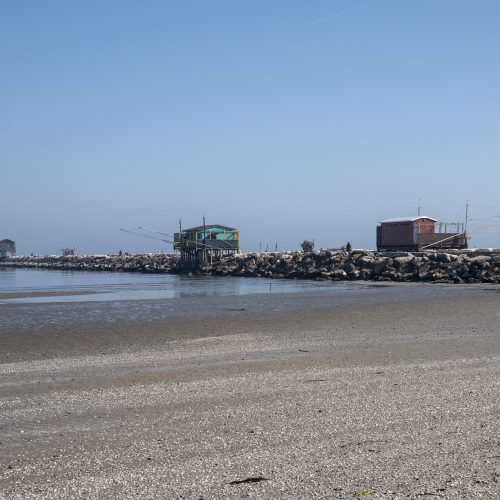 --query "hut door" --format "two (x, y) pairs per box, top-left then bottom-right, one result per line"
(413, 224), (419, 247)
